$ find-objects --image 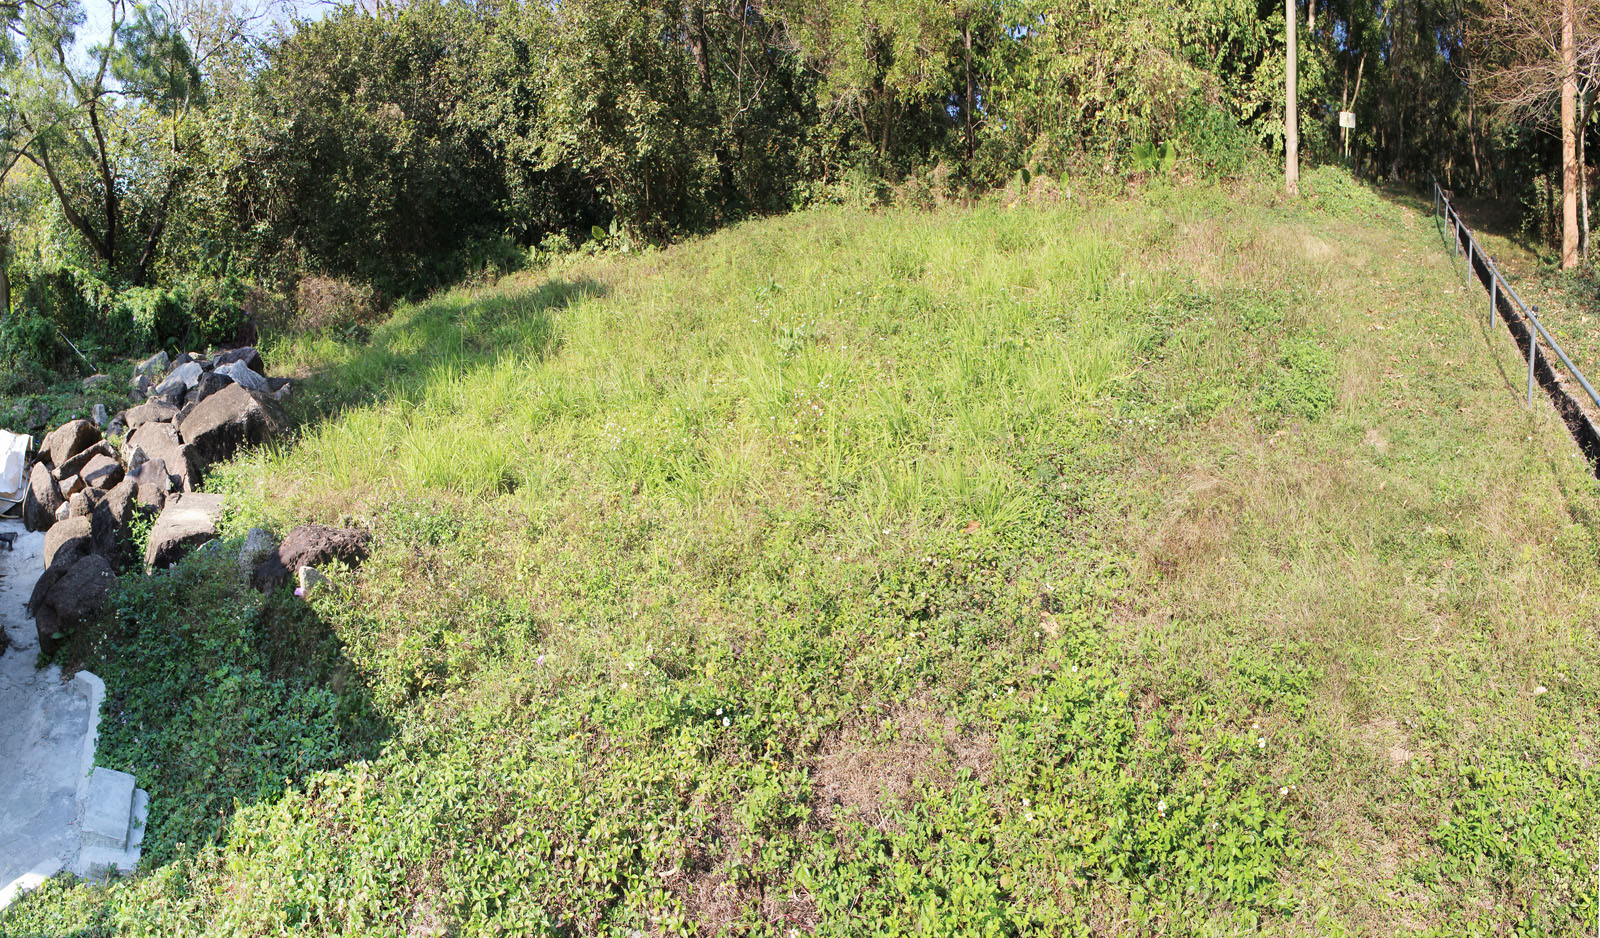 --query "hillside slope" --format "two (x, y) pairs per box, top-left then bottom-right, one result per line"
(5, 174), (1599, 937)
